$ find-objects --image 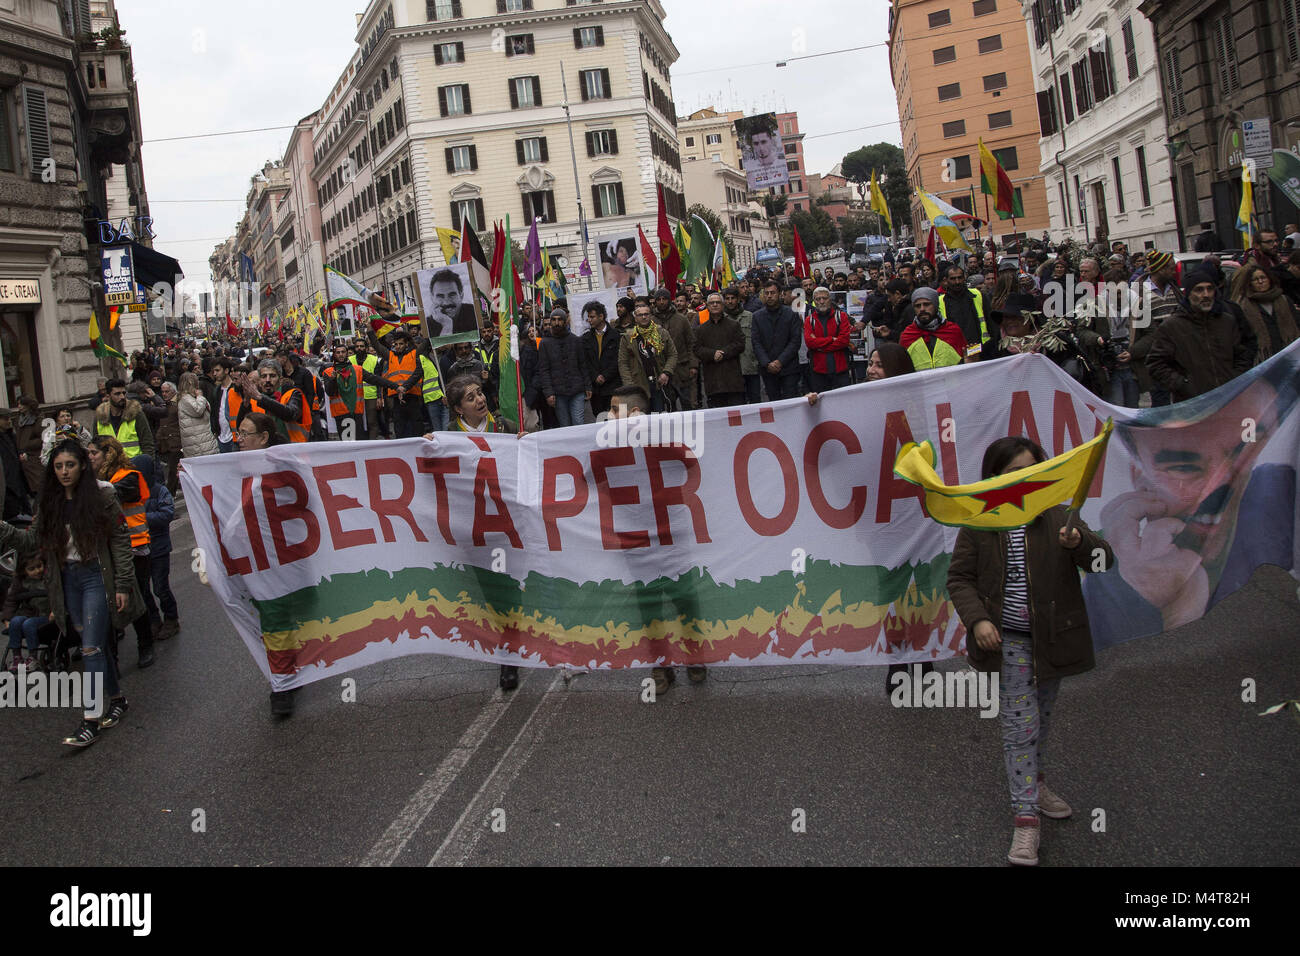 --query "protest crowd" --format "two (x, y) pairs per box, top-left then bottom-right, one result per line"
(0, 221), (1296, 867)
